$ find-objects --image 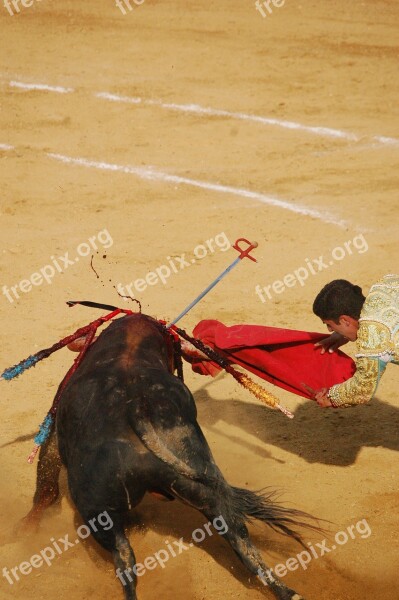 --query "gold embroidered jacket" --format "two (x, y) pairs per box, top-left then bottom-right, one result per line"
(328, 274), (399, 407)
